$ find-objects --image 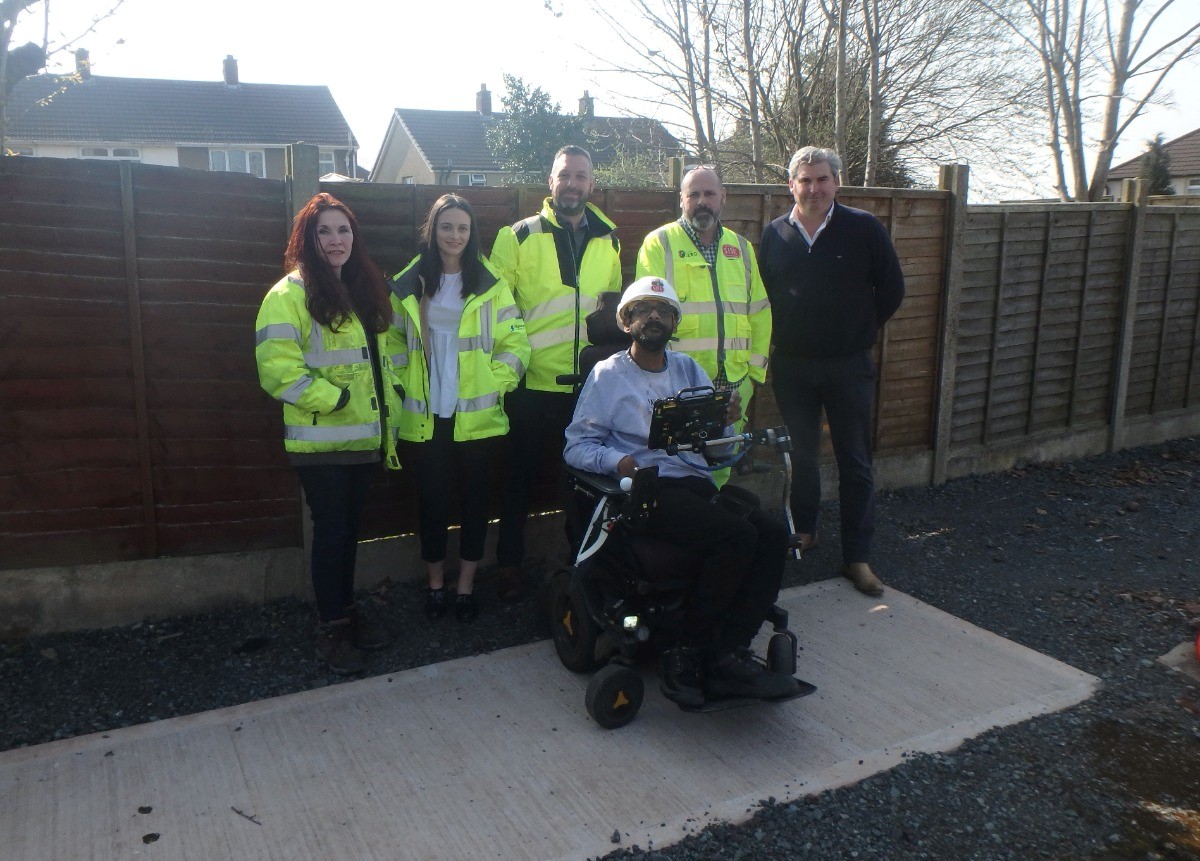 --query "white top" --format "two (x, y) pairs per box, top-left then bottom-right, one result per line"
(789, 202), (836, 246)
(427, 272), (466, 418)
